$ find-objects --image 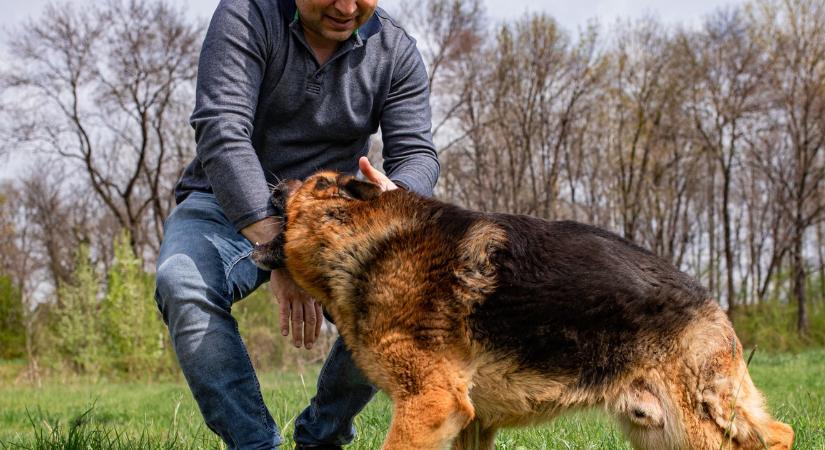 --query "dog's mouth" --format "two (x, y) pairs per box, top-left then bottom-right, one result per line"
(251, 231), (286, 271)
(250, 180), (303, 271)
(250, 214), (286, 270)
